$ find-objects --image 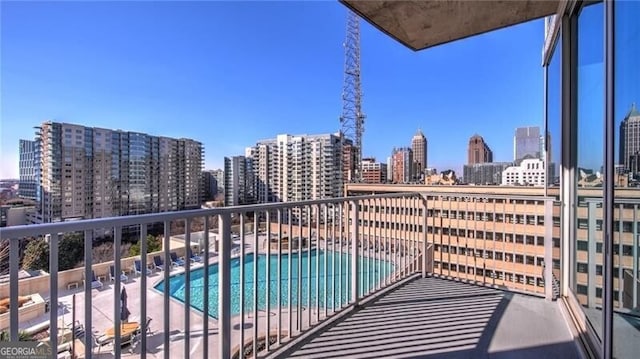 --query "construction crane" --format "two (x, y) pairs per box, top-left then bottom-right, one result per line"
(339, 10), (365, 184)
